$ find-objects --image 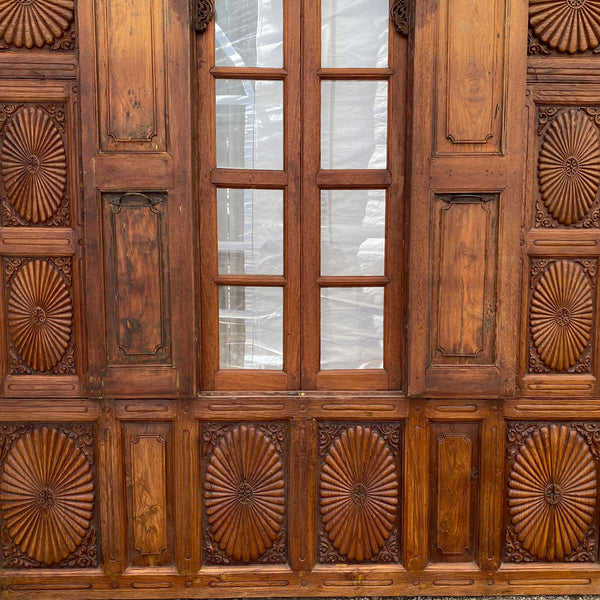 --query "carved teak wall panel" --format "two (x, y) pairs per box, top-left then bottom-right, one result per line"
(5, 0), (600, 598)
